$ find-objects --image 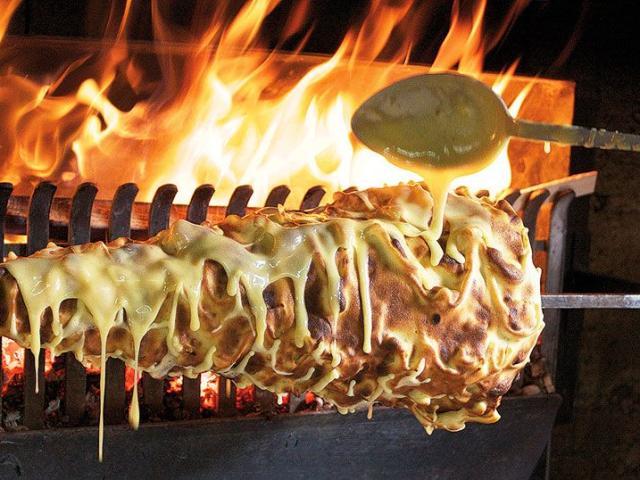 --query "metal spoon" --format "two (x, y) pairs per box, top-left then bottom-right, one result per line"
(351, 72), (640, 174)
